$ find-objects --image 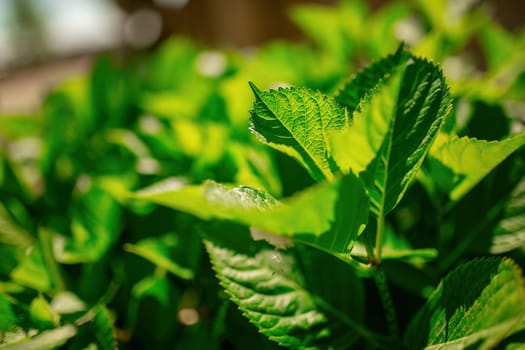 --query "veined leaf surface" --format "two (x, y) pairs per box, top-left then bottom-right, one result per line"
(332, 56), (451, 216)
(249, 82), (348, 181)
(205, 238), (380, 349)
(404, 258), (525, 349)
